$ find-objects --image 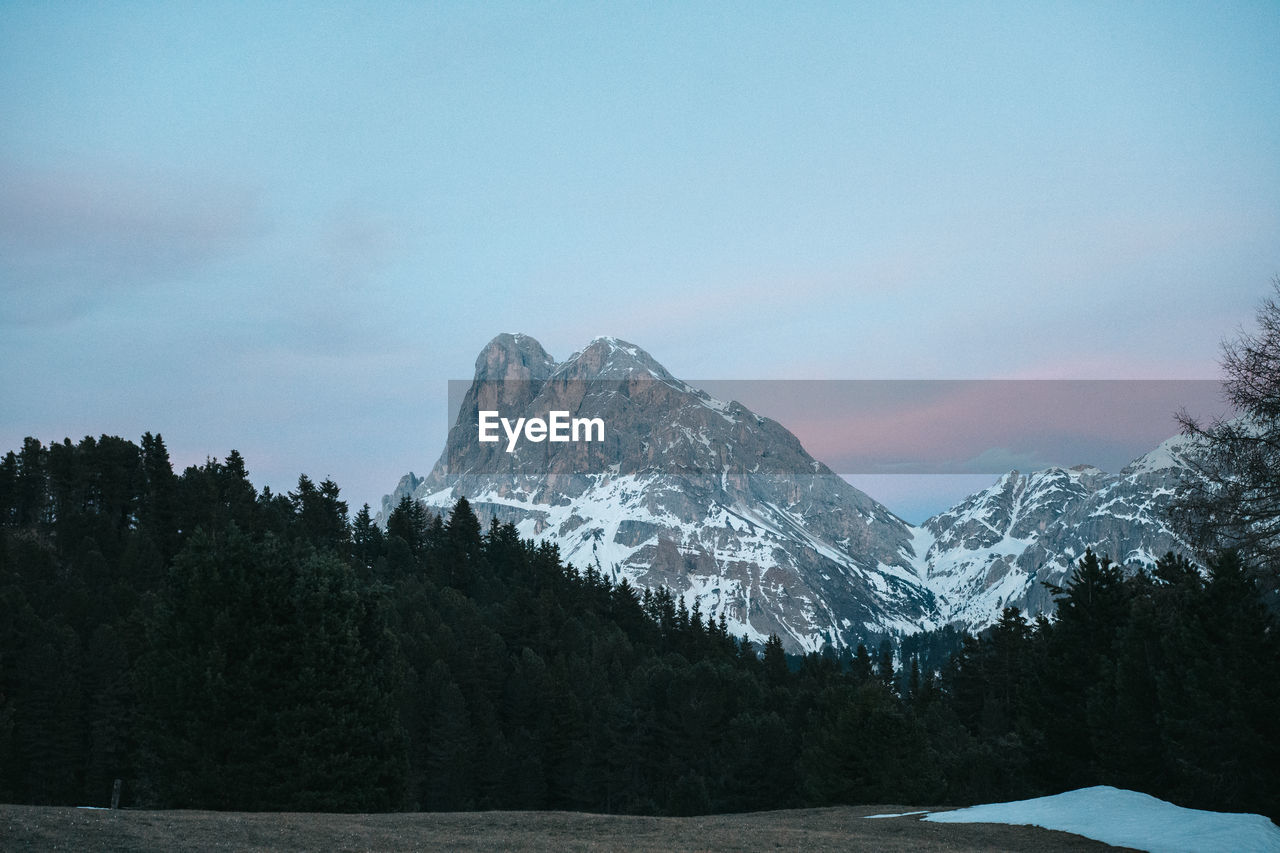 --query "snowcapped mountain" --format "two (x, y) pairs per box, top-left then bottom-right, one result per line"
(384, 333), (936, 652)
(382, 334), (1199, 650)
(917, 434), (1197, 626)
